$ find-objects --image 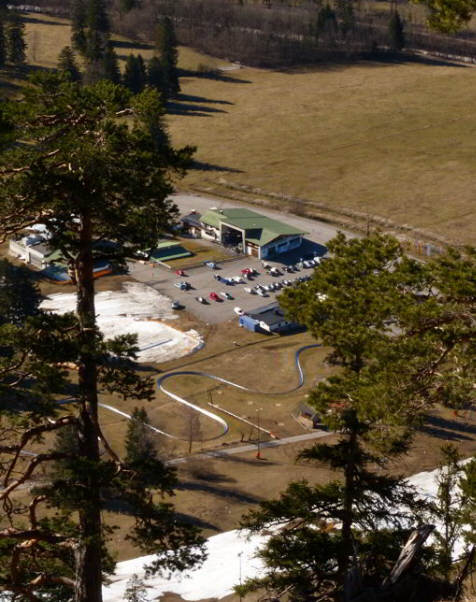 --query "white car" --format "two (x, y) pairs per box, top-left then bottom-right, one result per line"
(257, 289), (267, 297)
(244, 287), (254, 294)
(232, 276), (243, 283)
(303, 260), (314, 268)
(270, 267), (280, 275)
(206, 261), (217, 269)
(174, 281), (189, 290)
(234, 307), (244, 316)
